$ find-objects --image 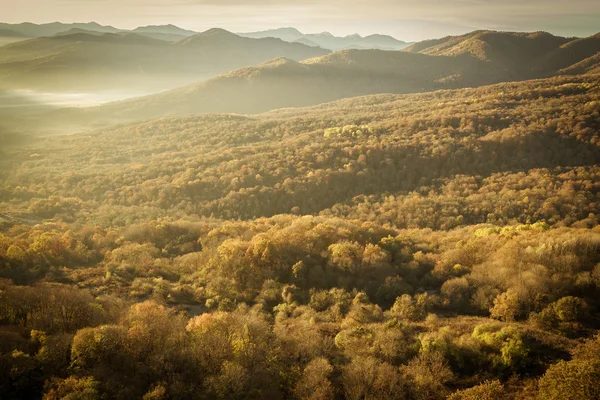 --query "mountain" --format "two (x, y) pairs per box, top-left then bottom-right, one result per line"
(0, 22), (121, 37)
(0, 28), (28, 37)
(129, 31), (188, 42)
(8, 29), (600, 135)
(403, 30), (596, 79)
(239, 27), (412, 50)
(360, 34), (411, 49)
(0, 29), (329, 92)
(45, 49), (494, 126)
(540, 33), (600, 74)
(130, 25), (196, 42)
(54, 28), (108, 37)
(0, 28), (29, 46)
(53, 27), (189, 42)
(177, 28), (328, 56)
(40, 29), (600, 130)
(294, 38), (321, 47)
(132, 24), (197, 36)
(560, 53), (600, 75)
(240, 27), (305, 42)
(0, 22), (198, 42)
